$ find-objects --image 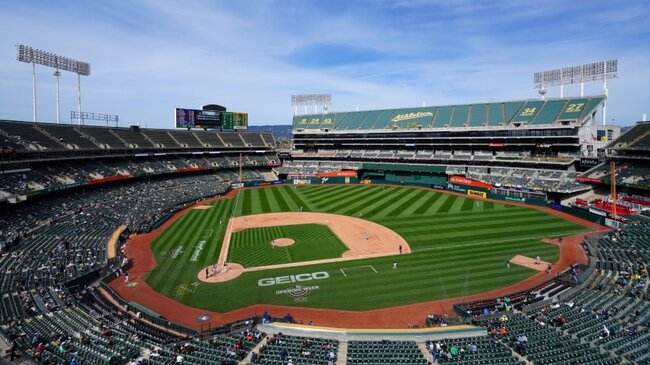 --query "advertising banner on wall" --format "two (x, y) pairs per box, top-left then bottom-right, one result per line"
(449, 176), (493, 190)
(467, 190), (487, 199)
(317, 170), (357, 177)
(576, 176), (602, 183)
